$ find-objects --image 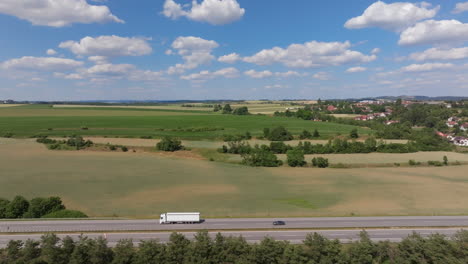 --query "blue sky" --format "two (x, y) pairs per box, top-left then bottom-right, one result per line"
(1, 0), (468, 100)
